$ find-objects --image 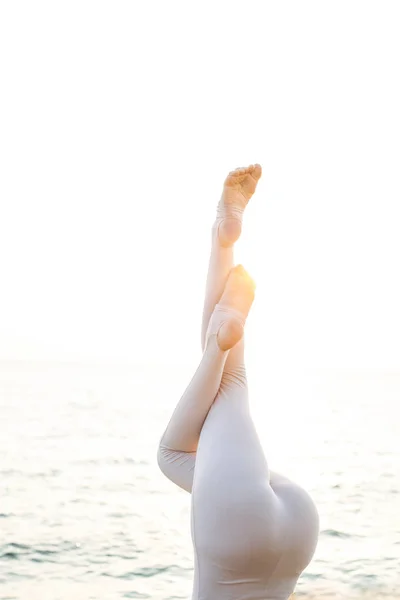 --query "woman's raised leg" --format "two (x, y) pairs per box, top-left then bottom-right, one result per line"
(201, 164), (262, 372)
(157, 164), (320, 599)
(157, 165), (262, 492)
(157, 266), (254, 491)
